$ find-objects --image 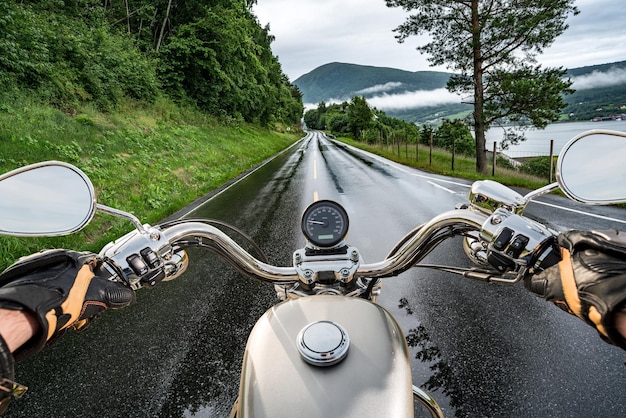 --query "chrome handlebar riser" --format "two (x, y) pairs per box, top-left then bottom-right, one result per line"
(293, 246), (361, 287)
